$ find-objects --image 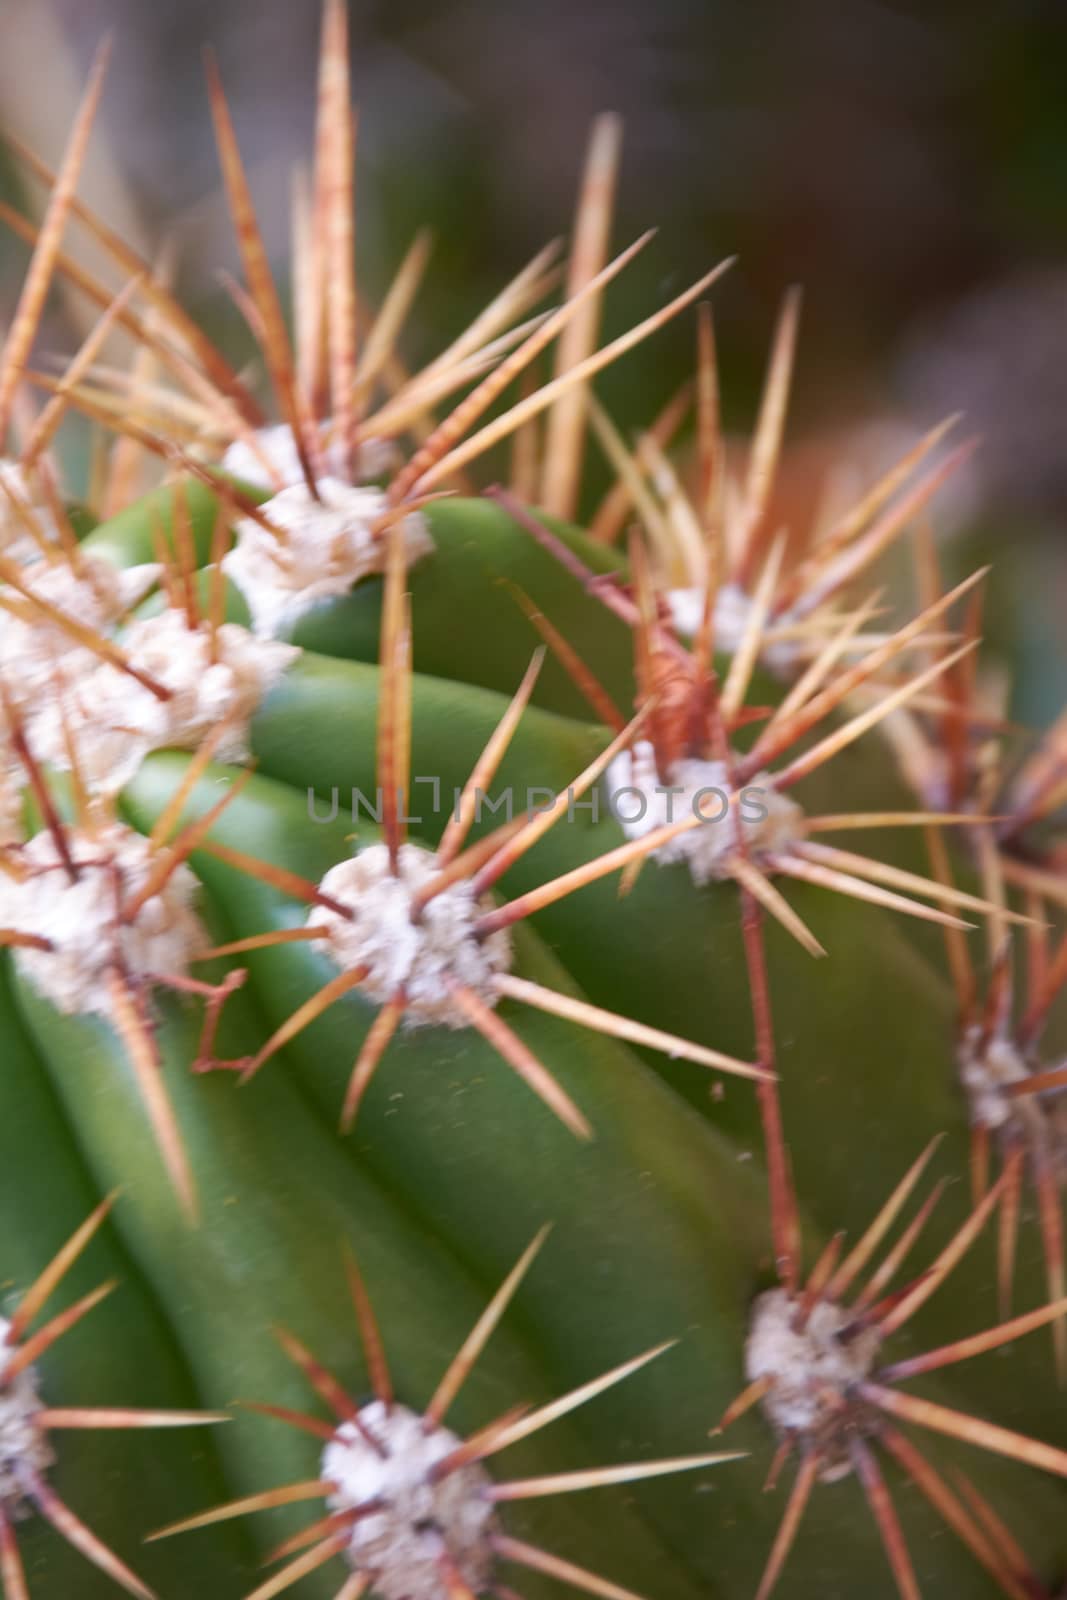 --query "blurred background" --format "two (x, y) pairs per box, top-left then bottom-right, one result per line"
(1, 0), (1065, 719)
